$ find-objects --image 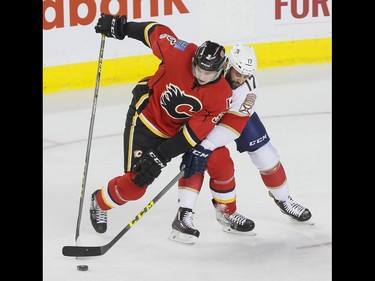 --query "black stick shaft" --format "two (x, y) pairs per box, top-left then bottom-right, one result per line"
(75, 34), (106, 243)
